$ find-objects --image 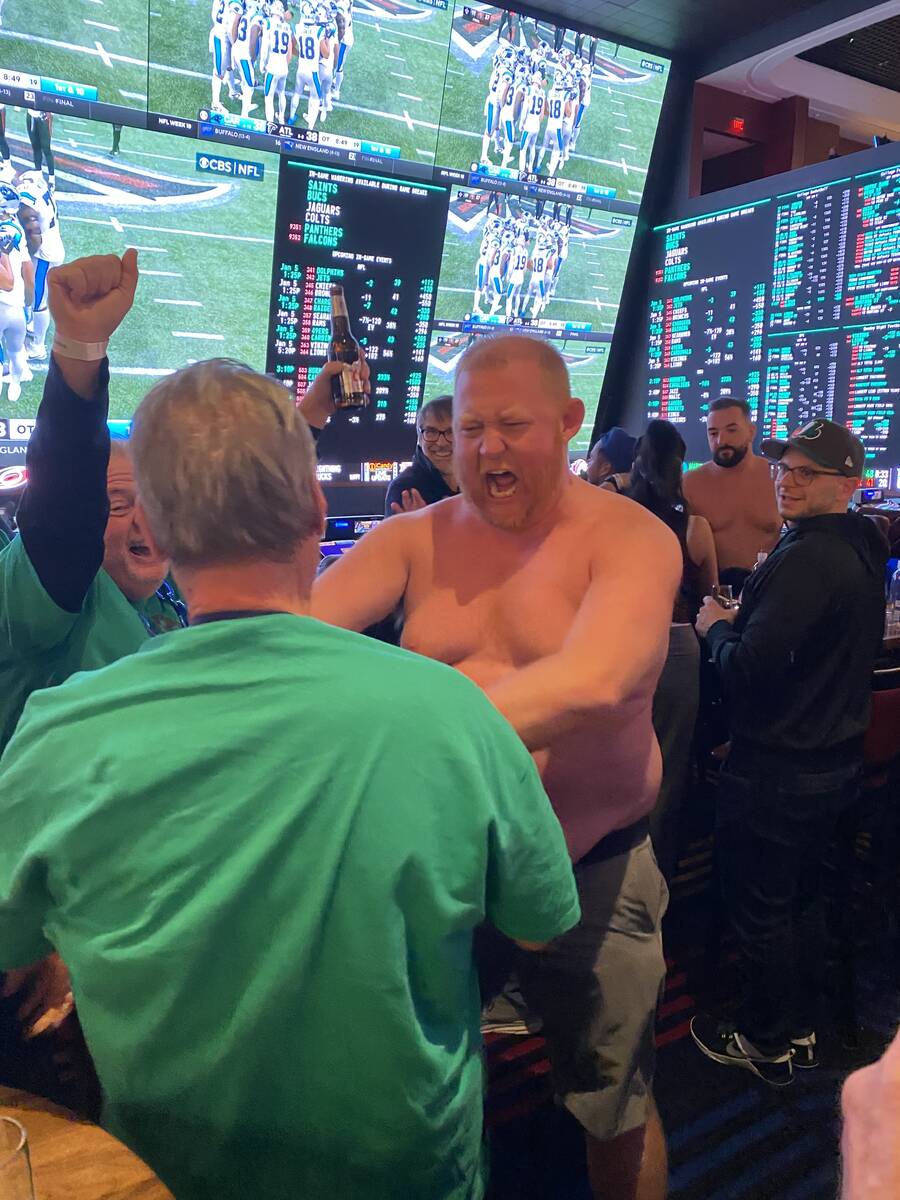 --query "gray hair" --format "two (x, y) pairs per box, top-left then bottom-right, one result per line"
(130, 359), (320, 568)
